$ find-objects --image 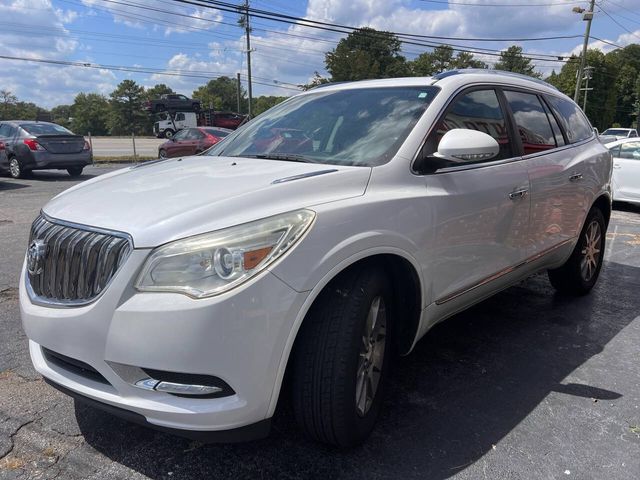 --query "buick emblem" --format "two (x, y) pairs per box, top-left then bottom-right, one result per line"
(27, 240), (47, 276)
